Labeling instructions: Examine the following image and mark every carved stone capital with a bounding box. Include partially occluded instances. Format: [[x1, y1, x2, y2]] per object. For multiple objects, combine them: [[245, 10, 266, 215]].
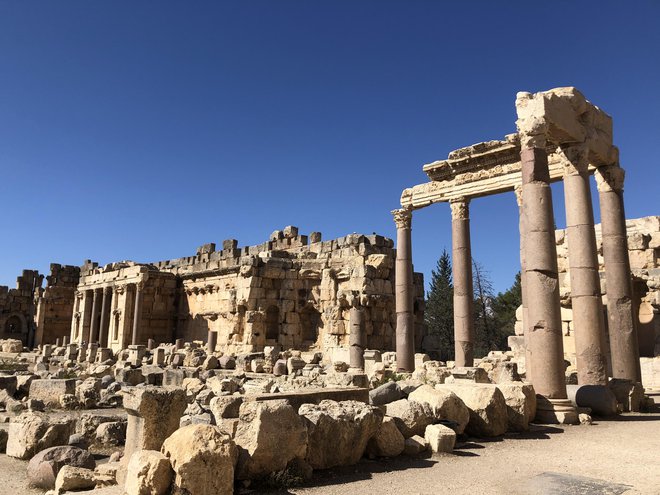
[[114, 284, 126, 295], [514, 185, 523, 208], [557, 144, 589, 176], [449, 198, 470, 220], [595, 165, 625, 193], [392, 207, 412, 230]]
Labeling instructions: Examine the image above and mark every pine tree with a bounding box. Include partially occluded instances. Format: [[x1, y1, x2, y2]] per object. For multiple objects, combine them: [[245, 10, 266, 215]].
[[425, 249, 454, 361]]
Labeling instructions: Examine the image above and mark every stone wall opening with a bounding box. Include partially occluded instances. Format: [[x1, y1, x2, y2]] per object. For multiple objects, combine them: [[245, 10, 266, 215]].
[[265, 306, 280, 341], [300, 305, 321, 344]]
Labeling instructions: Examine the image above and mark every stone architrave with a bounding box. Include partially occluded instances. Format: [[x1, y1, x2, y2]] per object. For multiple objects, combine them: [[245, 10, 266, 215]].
[[122, 386, 187, 461], [595, 165, 641, 383], [450, 198, 474, 367], [392, 207, 414, 372], [559, 144, 608, 385], [349, 307, 365, 370]]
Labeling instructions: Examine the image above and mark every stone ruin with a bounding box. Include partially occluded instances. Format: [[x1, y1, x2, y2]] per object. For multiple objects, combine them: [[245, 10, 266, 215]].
[[0, 87, 656, 495]]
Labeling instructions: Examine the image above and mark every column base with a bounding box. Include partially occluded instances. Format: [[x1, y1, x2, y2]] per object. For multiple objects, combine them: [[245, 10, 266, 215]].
[[534, 396, 579, 425]]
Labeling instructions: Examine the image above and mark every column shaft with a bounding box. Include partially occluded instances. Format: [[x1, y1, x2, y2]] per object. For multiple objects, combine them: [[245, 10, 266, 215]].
[[393, 208, 415, 372], [450, 199, 474, 367], [131, 283, 143, 346], [516, 187, 533, 383], [98, 287, 112, 347], [521, 147, 567, 400], [349, 307, 365, 370], [561, 147, 608, 385], [596, 166, 641, 382], [89, 289, 101, 344]]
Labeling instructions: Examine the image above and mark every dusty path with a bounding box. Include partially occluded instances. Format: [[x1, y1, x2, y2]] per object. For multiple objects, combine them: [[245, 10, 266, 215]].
[[2, 407, 659, 495]]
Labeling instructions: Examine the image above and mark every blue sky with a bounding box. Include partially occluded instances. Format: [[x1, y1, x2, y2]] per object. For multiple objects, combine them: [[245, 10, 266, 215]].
[[1, 1, 659, 293]]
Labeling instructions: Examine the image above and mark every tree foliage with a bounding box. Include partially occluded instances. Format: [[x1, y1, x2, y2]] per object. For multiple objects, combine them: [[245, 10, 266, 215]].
[[425, 249, 454, 361]]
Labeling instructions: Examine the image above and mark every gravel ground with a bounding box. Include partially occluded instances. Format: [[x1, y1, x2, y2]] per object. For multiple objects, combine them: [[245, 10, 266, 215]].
[[2, 395, 659, 495]]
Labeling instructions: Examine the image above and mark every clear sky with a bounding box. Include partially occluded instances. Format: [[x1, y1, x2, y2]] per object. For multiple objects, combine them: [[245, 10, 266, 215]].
[[1, 1, 659, 294]]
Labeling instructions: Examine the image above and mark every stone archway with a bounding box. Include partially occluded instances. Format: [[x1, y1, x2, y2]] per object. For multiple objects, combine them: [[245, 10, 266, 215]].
[[2, 313, 28, 344]]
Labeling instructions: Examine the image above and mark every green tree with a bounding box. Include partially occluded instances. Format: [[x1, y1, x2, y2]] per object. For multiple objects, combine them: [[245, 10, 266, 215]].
[[425, 249, 454, 361], [490, 272, 522, 351]]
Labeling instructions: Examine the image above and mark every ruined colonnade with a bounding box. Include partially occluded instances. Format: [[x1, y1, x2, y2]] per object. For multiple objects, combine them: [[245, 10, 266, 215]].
[[393, 87, 642, 423]]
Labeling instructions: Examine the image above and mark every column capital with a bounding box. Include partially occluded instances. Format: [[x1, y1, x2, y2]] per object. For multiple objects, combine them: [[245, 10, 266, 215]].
[[449, 198, 470, 220], [135, 281, 145, 291], [514, 185, 523, 207], [392, 207, 412, 230], [557, 143, 589, 176], [595, 165, 625, 193]]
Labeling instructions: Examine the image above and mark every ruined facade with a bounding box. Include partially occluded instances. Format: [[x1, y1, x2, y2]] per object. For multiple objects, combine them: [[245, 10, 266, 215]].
[[0, 270, 42, 345], [67, 228, 426, 358]]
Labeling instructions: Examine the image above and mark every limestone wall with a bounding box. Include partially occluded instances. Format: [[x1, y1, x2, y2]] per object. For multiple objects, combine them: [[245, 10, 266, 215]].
[[0, 269, 42, 345], [69, 227, 426, 358], [34, 264, 80, 346]]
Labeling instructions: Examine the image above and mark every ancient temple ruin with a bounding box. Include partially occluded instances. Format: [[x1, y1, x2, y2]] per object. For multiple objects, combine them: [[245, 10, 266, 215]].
[[394, 87, 643, 423]]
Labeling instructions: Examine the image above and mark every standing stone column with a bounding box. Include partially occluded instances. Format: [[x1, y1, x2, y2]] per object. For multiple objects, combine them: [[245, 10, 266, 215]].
[[349, 306, 365, 371], [98, 286, 112, 347], [131, 282, 144, 346], [79, 290, 93, 344], [515, 186, 532, 383], [89, 289, 101, 344], [595, 165, 641, 383], [207, 330, 217, 354], [520, 138, 576, 424], [392, 207, 415, 372], [450, 198, 474, 367], [71, 291, 82, 344], [560, 145, 608, 385]]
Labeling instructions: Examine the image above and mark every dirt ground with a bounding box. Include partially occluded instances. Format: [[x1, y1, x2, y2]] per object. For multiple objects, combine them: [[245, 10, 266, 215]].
[[2, 394, 659, 495]]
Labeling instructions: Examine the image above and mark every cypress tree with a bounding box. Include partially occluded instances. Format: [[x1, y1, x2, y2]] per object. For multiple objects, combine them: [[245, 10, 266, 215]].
[[425, 249, 454, 361]]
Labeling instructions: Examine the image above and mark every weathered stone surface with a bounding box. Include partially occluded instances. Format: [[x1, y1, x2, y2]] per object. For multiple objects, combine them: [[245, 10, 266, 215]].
[[95, 421, 126, 446], [369, 381, 404, 406], [567, 384, 618, 417], [498, 383, 537, 431], [27, 446, 95, 489], [424, 424, 456, 453], [125, 450, 173, 495], [234, 399, 307, 479], [161, 424, 238, 495], [123, 386, 187, 460], [408, 384, 470, 434], [366, 416, 405, 457], [54, 465, 96, 493], [6, 413, 73, 460], [403, 435, 427, 455], [209, 396, 243, 420], [28, 379, 76, 407], [384, 398, 435, 438], [438, 383, 508, 437], [299, 400, 383, 469], [1, 339, 23, 353]]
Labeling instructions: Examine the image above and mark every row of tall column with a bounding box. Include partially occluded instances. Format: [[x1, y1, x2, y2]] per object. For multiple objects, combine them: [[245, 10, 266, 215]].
[[72, 282, 144, 347], [392, 151, 641, 399]]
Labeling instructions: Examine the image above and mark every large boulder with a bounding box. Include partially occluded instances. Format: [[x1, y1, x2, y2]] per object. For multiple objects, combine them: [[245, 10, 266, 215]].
[[369, 381, 403, 406], [27, 445, 95, 489], [234, 399, 307, 480], [299, 400, 383, 469], [161, 424, 238, 495], [96, 421, 127, 446], [1, 339, 23, 353], [366, 416, 405, 457], [54, 466, 96, 493], [497, 383, 537, 431], [28, 379, 76, 407], [76, 378, 102, 408], [125, 450, 173, 495], [438, 384, 508, 437], [6, 413, 74, 459], [408, 384, 470, 434], [384, 399, 435, 438]]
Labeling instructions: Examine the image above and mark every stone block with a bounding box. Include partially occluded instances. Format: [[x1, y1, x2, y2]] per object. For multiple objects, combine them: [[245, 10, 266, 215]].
[[424, 424, 456, 453], [29, 379, 76, 407]]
